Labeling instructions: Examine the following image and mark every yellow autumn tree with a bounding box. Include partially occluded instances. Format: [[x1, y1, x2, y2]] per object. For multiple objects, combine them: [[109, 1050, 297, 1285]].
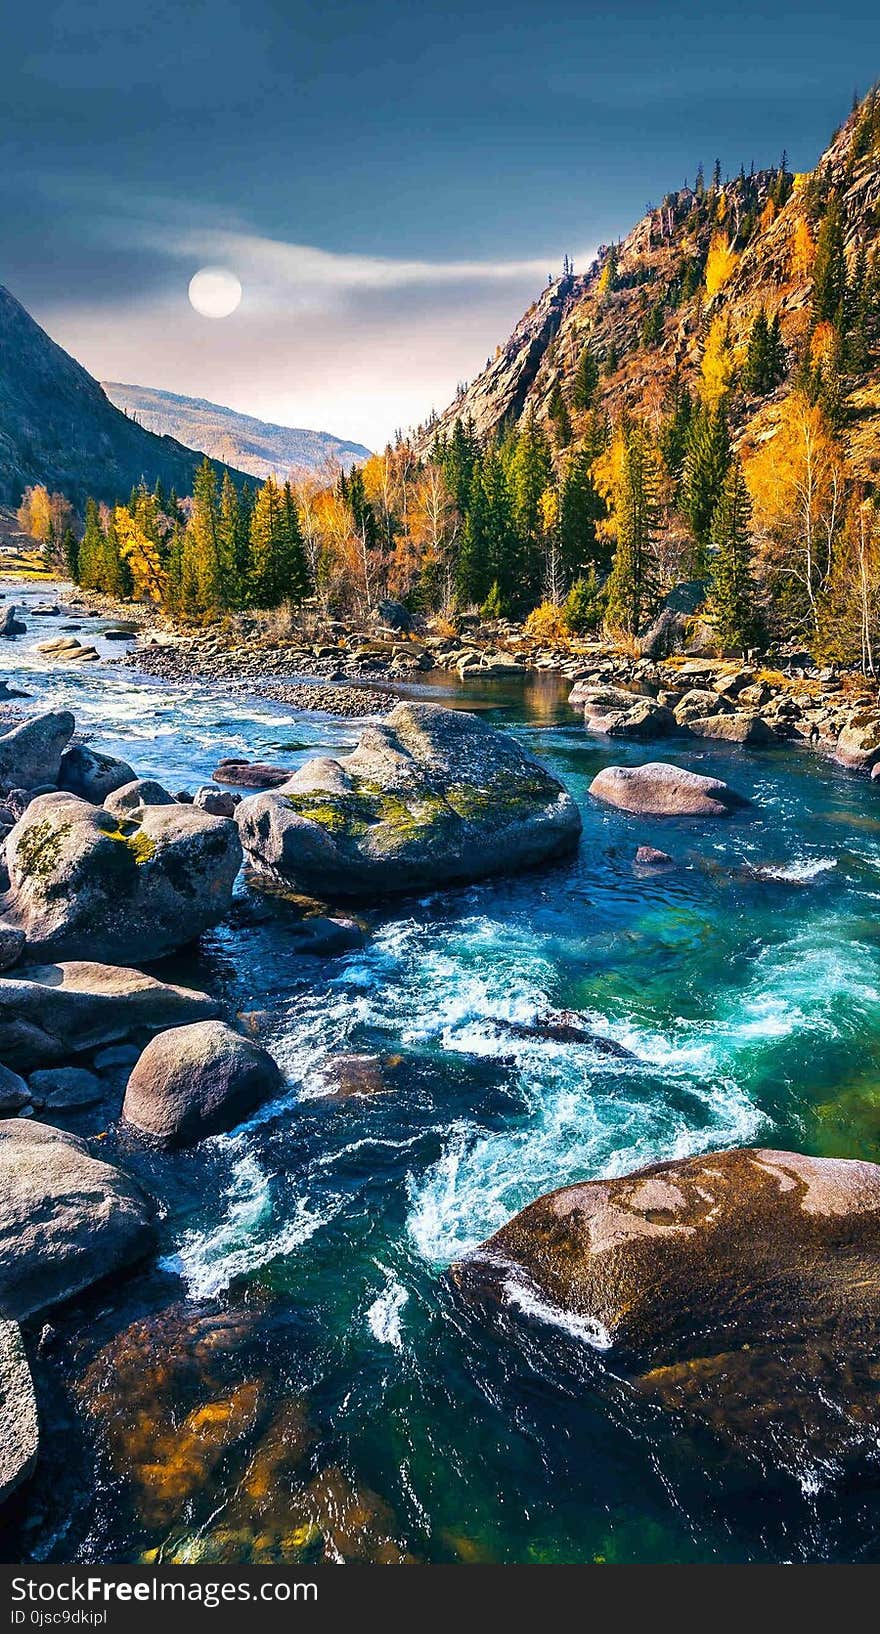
[[704, 233, 739, 297], [744, 391, 844, 638], [791, 218, 816, 283], [114, 506, 167, 602], [700, 314, 736, 409], [759, 198, 777, 233]]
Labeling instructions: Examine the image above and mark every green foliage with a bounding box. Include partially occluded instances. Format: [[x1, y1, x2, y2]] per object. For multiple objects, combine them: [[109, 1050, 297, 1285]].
[[742, 308, 787, 395], [812, 196, 847, 327], [571, 341, 599, 410], [604, 427, 659, 635], [706, 459, 761, 651], [564, 568, 607, 634], [682, 406, 731, 565]]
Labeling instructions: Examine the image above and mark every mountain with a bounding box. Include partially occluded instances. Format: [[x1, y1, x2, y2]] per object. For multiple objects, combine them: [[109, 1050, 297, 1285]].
[[102, 383, 371, 480], [417, 93, 880, 479], [0, 285, 252, 509]]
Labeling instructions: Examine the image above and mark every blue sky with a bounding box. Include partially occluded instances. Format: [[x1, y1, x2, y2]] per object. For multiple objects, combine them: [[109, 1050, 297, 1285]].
[[1, 0, 878, 446]]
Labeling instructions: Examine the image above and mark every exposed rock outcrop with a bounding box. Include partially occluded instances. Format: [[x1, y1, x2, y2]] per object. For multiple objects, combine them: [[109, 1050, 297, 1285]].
[[58, 743, 137, 802]]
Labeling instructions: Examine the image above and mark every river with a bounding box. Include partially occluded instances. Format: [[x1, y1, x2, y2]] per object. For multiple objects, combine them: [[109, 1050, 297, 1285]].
[[4, 577, 880, 1565]]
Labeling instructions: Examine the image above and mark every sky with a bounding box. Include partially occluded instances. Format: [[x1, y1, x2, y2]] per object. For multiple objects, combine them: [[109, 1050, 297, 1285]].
[[2, 0, 879, 449]]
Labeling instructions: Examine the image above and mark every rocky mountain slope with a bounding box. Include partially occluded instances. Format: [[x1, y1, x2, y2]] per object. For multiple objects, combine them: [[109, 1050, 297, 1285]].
[[102, 383, 370, 481], [419, 93, 880, 478], [0, 286, 250, 509]]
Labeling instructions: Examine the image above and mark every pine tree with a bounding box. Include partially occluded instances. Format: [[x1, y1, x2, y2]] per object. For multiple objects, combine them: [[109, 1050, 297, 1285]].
[[604, 428, 658, 635], [456, 458, 492, 607], [571, 340, 599, 410], [76, 499, 105, 590], [247, 476, 285, 607], [743, 307, 771, 393], [707, 459, 760, 650], [279, 482, 311, 603], [508, 415, 553, 607]]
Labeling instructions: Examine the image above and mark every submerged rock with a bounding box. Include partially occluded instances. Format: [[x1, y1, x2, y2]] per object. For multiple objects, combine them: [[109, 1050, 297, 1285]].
[[0, 1119, 156, 1320], [0, 960, 221, 1072], [27, 1066, 104, 1110], [0, 1318, 38, 1504], [0, 710, 74, 795], [459, 1148, 880, 1369], [122, 1020, 284, 1148], [236, 702, 582, 898], [213, 759, 291, 789], [2, 790, 242, 962], [589, 762, 748, 818], [634, 844, 674, 867], [58, 743, 137, 802]]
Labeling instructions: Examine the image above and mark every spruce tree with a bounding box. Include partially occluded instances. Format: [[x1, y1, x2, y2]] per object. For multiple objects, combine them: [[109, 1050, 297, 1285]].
[[547, 382, 572, 447], [682, 406, 731, 567], [559, 450, 605, 578], [189, 459, 223, 613], [604, 428, 658, 635], [456, 458, 492, 607], [508, 415, 553, 607], [707, 459, 759, 651], [571, 340, 599, 410], [812, 196, 847, 327], [247, 476, 284, 607]]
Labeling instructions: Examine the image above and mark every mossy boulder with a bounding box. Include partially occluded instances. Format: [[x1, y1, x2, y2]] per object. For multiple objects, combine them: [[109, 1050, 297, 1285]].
[[235, 702, 581, 898], [1, 791, 241, 963]]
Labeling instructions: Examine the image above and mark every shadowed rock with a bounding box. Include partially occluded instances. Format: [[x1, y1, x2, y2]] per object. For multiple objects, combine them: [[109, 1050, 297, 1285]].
[[590, 762, 748, 817], [122, 1020, 284, 1148], [104, 778, 176, 815], [58, 743, 137, 802], [0, 710, 74, 795], [1, 790, 242, 962], [0, 961, 221, 1072], [0, 1319, 38, 1505], [236, 702, 582, 898], [0, 1120, 156, 1320]]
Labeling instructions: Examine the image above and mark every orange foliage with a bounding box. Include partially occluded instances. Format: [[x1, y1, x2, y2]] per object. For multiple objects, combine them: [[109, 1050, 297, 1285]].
[[704, 233, 739, 297]]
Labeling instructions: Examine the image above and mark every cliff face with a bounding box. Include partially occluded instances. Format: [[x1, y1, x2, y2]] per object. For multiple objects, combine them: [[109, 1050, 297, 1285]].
[[0, 287, 250, 508], [419, 95, 880, 478]]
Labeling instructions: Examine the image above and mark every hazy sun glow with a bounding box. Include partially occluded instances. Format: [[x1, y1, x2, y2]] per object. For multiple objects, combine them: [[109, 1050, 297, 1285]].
[[188, 266, 242, 318]]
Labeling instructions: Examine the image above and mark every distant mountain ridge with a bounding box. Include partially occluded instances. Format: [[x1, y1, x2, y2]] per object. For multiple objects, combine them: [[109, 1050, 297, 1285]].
[[102, 383, 371, 480], [0, 284, 251, 508]]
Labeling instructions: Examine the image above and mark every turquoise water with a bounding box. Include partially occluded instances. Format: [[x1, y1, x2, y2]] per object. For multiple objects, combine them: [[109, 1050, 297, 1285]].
[[5, 580, 880, 1565]]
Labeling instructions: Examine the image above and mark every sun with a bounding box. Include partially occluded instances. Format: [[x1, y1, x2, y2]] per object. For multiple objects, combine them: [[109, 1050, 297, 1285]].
[[188, 266, 242, 319]]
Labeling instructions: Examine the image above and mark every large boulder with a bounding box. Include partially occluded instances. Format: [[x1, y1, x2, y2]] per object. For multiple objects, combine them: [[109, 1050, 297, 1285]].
[[58, 743, 137, 802], [589, 762, 748, 817], [104, 778, 176, 816], [0, 711, 74, 795], [0, 1120, 156, 1320], [0, 1319, 38, 1505], [586, 699, 676, 740], [458, 1148, 880, 1370], [122, 1021, 284, 1148], [686, 712, 777, 745], [236, 702, 582, 898], [0, 961, 221, 1072], [672, 688, 727, 727], [0, 607, 27, 639], [835, 712, 880, 770], [1, 791, 242, 962]]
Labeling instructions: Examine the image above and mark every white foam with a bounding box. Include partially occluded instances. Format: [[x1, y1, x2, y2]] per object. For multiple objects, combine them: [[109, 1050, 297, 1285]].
[[160, 1151, 340, 1297], [757, 857, 837, 883], [366, 1269, 410, 1349], [502, 1273, 612, 1351]]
